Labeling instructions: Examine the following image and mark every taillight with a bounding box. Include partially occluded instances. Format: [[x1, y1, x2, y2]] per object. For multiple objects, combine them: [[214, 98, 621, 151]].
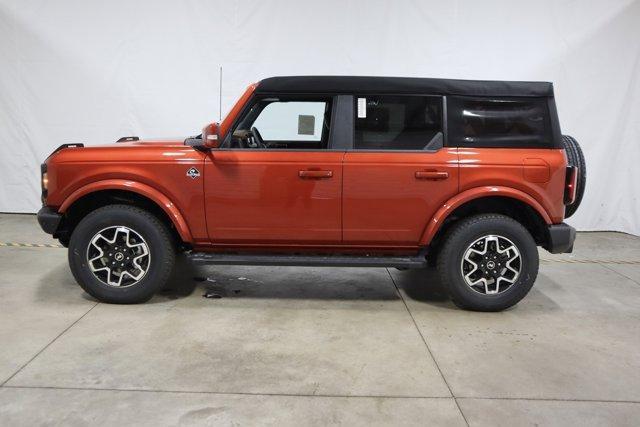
[[41, 163, 48, 204], [564, 166, 578, 205]]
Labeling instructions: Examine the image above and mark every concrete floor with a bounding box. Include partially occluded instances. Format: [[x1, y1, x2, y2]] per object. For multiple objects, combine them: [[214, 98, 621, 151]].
[[0, 214, 639, 426]]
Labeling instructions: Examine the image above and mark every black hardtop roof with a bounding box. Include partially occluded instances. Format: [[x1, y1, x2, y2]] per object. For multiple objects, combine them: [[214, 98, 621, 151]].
[[256, 76, 554, 98]]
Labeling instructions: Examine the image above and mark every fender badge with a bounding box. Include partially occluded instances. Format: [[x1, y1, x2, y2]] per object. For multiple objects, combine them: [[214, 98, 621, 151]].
[[186, 167, 200, 179]]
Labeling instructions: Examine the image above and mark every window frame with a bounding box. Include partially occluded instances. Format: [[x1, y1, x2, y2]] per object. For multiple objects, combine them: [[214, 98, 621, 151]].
[[348, 93, 447, 153], [219, 90, 562, 152]]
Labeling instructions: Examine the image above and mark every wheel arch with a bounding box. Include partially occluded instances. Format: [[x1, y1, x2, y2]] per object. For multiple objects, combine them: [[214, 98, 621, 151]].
[[421, 187, 552, 253], [58, 180, 193, 244]]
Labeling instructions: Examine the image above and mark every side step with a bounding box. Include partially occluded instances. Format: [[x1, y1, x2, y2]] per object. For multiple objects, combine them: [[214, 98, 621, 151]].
[[186, 252, 428, 269]]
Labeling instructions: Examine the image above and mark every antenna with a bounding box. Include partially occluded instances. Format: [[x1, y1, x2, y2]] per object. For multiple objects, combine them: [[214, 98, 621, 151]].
[[218, 66, 223, 122]]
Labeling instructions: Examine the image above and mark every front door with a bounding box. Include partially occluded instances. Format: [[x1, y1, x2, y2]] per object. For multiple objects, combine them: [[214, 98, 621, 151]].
[[205, 96, 344, 244], [342, 94, 459, 246]]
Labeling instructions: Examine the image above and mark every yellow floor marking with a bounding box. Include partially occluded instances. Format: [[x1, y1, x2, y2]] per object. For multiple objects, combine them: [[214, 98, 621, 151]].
[[0, 242, 64, 248], [540, 258, 640, 265]]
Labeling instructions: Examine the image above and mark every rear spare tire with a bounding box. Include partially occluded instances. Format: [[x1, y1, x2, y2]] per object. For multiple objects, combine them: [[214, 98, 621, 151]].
[[562, 135, 586, 218]]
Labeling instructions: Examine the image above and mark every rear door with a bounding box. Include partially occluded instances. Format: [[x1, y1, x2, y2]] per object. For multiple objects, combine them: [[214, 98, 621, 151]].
[[205, 95, 347, 244], [342, 95, 459, 246]]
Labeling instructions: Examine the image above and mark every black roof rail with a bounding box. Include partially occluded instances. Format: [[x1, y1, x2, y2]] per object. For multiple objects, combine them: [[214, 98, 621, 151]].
[[117, 136, 139, 142], [52, 143, 84, 154]]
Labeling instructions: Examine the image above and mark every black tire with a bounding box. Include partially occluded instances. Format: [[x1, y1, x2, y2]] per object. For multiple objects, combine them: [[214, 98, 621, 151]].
[[68, 204, 175, 304], [562, 135, 586, 218], [437, 214, 539, 312]]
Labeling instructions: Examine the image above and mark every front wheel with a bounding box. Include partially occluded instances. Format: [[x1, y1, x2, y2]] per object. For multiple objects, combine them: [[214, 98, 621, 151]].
[[68, 205, 176, 303], [437, 214, 539, 311]]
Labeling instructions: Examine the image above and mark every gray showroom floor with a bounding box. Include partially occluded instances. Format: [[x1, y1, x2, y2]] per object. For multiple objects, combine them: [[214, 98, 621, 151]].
[[0, 214, 639, 426]]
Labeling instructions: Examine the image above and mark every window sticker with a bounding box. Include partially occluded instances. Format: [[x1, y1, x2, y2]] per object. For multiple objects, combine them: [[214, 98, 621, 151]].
[[297, 115, 315, 135], [357, 97, 367, 118]]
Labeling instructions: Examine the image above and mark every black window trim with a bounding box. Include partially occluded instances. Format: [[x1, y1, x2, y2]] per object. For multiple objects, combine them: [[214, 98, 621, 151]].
[[220, 91, 562, 152], [221, 92, 451, 153]]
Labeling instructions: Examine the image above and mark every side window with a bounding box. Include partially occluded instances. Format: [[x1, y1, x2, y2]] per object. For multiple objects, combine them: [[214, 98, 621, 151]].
[[354, 95, 443, 150], [230, 99, 332, 149], [253, 102, 325, 142], [448, 96, 551, 147]]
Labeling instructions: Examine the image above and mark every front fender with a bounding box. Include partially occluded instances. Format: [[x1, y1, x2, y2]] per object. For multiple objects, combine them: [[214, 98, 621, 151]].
[[419, 186, 552, 245], [58, 179, 193, 243]]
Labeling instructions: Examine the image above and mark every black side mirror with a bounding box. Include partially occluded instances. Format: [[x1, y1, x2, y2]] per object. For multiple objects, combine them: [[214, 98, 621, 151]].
[[184, 136, 206, 147]]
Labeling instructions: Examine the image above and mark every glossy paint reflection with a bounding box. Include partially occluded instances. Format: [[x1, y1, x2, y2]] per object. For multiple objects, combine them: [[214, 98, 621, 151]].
[[205, 150, 343, 244]]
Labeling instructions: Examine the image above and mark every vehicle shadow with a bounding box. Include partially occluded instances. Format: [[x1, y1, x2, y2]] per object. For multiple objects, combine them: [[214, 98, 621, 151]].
[[158, 255, 453, 306], [390, 268, 450, 303], [36, 254, 558, 312], [159, 259, 562, 313]]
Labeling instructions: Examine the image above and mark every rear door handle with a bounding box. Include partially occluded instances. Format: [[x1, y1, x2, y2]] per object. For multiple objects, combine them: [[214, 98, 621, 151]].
[[299, 170, 333, 179], [415, 170, 449, 180]]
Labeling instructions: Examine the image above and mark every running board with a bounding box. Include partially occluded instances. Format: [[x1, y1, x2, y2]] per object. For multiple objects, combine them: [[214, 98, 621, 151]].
[[186, 252, 428, 269]]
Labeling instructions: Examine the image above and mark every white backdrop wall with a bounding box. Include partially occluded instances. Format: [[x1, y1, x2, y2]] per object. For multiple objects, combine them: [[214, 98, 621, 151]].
[[1, 0, 639, 234]]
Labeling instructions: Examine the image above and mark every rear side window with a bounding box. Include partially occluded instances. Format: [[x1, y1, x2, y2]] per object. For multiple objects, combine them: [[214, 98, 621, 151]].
[[354, 95, 443, 150], [448, 96, 552, 148]]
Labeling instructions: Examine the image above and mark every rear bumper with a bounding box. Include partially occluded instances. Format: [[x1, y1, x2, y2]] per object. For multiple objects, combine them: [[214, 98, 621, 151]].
[[544, 222, 576, 254], [37, 206, 62, 235]]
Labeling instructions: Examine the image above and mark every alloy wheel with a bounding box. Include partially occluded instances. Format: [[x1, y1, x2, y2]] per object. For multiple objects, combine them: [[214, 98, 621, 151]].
[[460, 234, 521, 295], [86, 226, 150, 287]]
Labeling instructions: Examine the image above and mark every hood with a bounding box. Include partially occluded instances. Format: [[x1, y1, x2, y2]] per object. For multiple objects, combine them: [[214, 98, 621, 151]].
[[45, 136, 199, 165]]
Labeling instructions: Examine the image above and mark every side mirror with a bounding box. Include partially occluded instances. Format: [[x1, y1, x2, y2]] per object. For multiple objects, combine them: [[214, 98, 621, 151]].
[[202, 122, 221, 148], [184, 137, 205, 147]]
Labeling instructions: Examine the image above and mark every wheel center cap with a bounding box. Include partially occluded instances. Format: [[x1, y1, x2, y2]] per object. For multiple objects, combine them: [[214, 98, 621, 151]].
[[114, 252, 124, 261], [486, 260, 496, 270]]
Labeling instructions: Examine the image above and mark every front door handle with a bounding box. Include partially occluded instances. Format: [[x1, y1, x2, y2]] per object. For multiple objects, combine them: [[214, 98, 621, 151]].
[[415, 170, 449, 180], [299, 170, 333, 179]]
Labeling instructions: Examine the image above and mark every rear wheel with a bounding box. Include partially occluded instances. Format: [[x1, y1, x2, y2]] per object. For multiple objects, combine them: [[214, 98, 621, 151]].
[[68, 204, 175, 303], [437, 214, 539, 311]]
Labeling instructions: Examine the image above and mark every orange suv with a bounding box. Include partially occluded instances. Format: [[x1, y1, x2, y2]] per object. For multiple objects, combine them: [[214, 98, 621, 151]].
[[37, 76, 585, 311]]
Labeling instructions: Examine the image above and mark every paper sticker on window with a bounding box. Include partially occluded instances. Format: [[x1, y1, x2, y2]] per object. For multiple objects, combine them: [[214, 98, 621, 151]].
[[298, 115, 315, 135], [357, 97, 367, 118]]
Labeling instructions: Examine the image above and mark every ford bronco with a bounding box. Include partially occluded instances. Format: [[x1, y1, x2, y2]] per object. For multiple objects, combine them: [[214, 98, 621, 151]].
[[37, 76, 585, 311]]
